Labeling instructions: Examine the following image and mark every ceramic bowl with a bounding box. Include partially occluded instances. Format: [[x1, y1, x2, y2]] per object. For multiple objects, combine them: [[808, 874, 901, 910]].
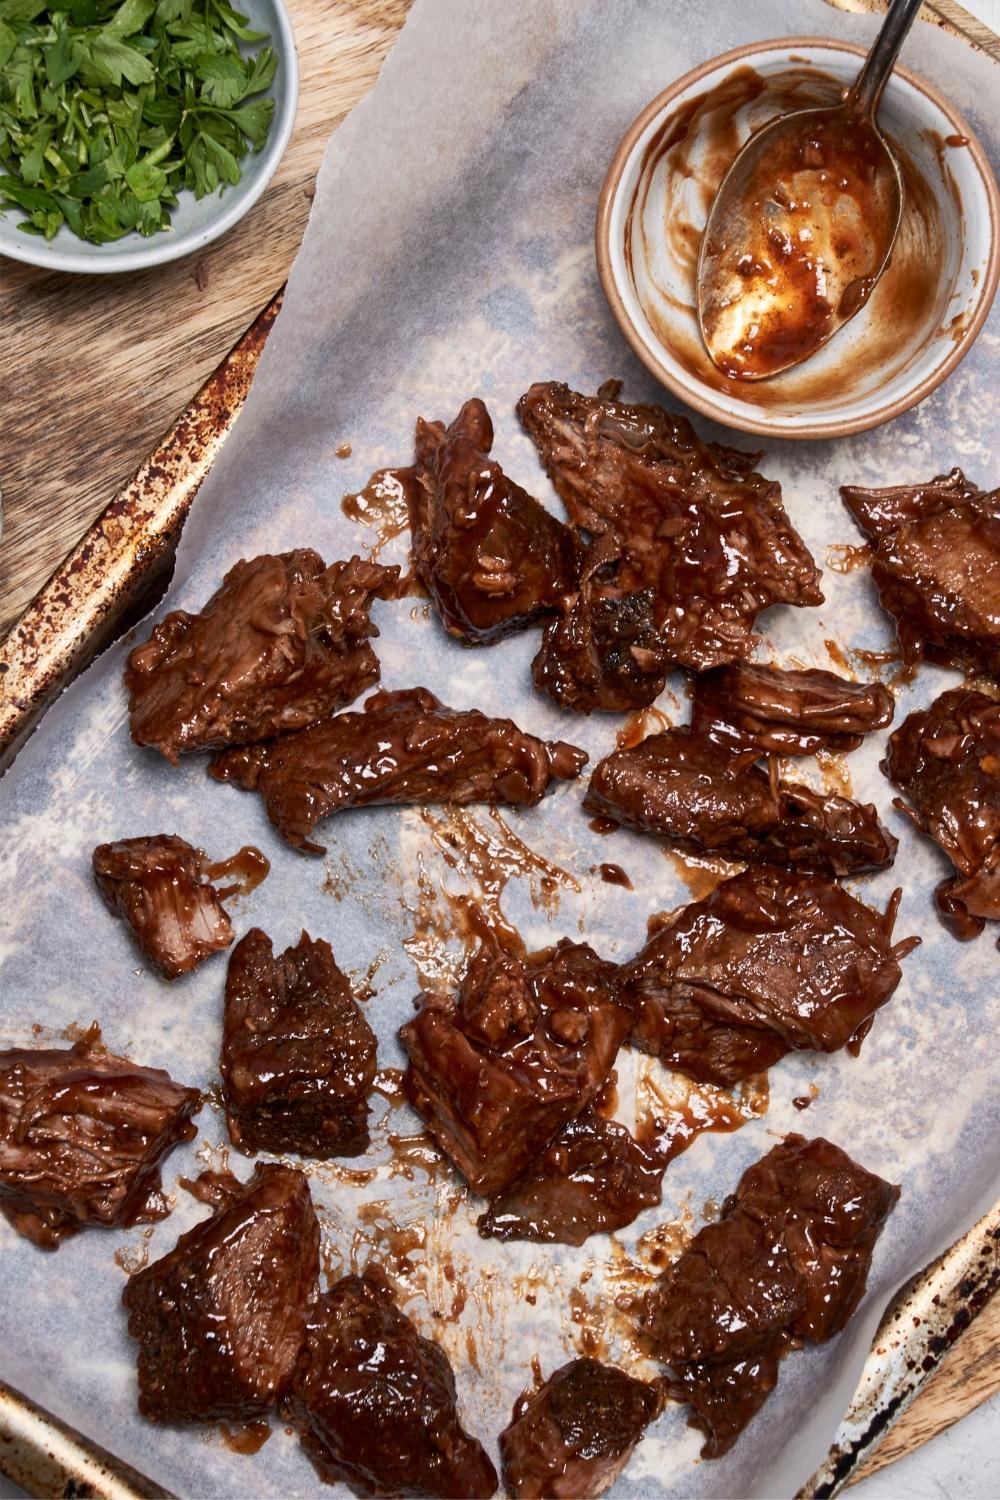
[[596, 37, 999, 439], [0, 0, 298, 275]]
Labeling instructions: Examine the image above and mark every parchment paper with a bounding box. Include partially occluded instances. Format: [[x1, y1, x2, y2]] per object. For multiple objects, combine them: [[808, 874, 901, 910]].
[[2, 2, 999, 1496]]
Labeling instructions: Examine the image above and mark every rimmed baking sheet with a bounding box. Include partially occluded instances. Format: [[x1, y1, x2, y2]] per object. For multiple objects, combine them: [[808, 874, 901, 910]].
[[2, 2, 999, 1497]]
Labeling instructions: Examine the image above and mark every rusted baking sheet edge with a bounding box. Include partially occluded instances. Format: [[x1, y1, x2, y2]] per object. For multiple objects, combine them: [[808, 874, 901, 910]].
[[0, 291, 282, 772], [805, 1197, 1000, 1496], [0, 1379, 174, 1499]]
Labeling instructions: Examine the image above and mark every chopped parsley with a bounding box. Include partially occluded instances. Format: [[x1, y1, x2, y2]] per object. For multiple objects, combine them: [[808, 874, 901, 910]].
[[0, 0, 277, 243]]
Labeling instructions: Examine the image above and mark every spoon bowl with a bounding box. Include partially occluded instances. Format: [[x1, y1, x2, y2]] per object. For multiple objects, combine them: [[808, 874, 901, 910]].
[[697, 0, 923, 379], [698, 103, 903, 378]]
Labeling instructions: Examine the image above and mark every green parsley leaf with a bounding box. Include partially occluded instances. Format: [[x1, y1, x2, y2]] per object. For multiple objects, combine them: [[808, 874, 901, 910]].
[[0, 20, 16, 72]]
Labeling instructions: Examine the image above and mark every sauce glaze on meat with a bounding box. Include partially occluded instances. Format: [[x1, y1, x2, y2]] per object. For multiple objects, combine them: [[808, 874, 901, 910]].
[[517, 381, 822, 671], [531, 549, 668, 714], [221, 929, 377, 1158], [126, 551, 399, 761], [691, 662, 894, 756], [211, 686, 587, 854], [0, 1039, 199, 1249], [122, 1163, 319, 1423], [584, 728, 896, 876], [617, 867, 916, 1084], [284, 1271, 498, 1498], [477, 1108, 663, 1246], [499, 1357, 662, 1498], [882, 687, 1000, 941], [841, 469, 1000, 673], [411, 398, 580, 644], [93, 834, 237, 979], [400, 935, 629, 1197], [641, 1135, 898, 1456]]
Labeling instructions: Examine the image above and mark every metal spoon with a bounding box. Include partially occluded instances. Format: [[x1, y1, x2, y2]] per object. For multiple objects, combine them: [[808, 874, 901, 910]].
[[697, 0, 924, 381]]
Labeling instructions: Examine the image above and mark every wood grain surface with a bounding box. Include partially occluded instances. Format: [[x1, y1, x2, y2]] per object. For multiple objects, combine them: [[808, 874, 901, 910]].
[[0, 0, 410, 637], [0, 0, 998, 1483]]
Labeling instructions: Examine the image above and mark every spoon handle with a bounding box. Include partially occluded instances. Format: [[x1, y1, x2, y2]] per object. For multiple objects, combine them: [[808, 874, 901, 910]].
[[846, 0, 924, 119]]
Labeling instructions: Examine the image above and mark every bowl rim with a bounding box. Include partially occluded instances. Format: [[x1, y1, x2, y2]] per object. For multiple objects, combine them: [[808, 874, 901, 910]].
[[0, 0, 299, 276], [595, 35, 1000, 440]]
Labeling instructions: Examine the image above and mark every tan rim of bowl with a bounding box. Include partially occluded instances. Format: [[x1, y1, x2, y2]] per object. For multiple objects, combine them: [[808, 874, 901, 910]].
[[595, 36, 1000, 440]]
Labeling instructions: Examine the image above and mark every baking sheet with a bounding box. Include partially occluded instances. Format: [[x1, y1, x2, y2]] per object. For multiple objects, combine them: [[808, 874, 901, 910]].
[[1, 0, 999, 1495]]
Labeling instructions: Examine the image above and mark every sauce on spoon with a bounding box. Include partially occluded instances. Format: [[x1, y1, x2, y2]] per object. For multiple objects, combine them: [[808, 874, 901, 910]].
[[698, 108, 898, 378]]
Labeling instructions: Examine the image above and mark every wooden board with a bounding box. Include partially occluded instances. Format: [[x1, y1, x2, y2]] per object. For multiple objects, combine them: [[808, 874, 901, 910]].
[[1, 0, 998, 1483], [0, 0, 410, 638]]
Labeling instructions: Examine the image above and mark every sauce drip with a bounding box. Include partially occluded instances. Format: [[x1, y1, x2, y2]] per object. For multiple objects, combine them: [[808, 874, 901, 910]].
[[342, 466, 416, 563], [616, 705, 673, 750], [220, 1421, 271, 1455], [204, 845, 270, 900], [826, 542, 873, 575], [635, 1060, 770, 1165]]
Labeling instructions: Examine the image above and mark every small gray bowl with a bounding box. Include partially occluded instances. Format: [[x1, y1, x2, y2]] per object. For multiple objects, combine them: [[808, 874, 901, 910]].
[[0, 0, 298, 275]]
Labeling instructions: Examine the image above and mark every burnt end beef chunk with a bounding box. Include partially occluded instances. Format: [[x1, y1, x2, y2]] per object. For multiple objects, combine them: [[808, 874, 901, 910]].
[[517, 381, 822, 671], [0, 1040, 199, 1250], [477, 1108, 663, 1246], [691, 663, 894, 756], [221, 929, 377, 1158], [616, 868, 916, 1085], [93, 834, 236, 979], [400, 936, 629, 1197], [211, 687, 587, 854], [122, 1162, 319, 1423], [500, 1357, 662, 1498], [532, 529, 668, 714], [882, 688, 1000, 940], [641, 1135, 898, 1457], [584, 729, 896, 876], [840, 469, 1000, 673], [285, 1272, 498, 1498], [411, 398, 580, 644], [126, 551, 399, 761]]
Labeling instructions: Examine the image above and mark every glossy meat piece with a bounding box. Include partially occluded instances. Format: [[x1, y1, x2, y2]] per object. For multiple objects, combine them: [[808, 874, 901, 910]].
[[411, 398, 580, 643], [841, 467, 983, 541], [0, 1039, 199, 1250], [691, 663, 894, 756], [221, 929, 377, 1158], [500, 1358, 662, 1498], [882, 688, 1000, 940], [517, 381, 822, 670], [669, 1350, 779, 1460], [642, 1135, 898, 1456], [584, 729, 896, 876], [122, 1163, 319, 1423], [400, 936, 629, 1197], [285, 1272, 498, 1498], [617, 868, 915, 1085], [840, 470, 1000, 673], [93, 834, 236, 979], [532, 533, 668, 713], [127, 551, 399, 761], [477, 1108, 663, 1245], [211, 687, 587, 854]]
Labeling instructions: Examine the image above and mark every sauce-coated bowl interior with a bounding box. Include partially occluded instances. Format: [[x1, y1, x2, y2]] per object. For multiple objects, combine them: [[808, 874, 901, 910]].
[[598, 39, 999, 439]]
